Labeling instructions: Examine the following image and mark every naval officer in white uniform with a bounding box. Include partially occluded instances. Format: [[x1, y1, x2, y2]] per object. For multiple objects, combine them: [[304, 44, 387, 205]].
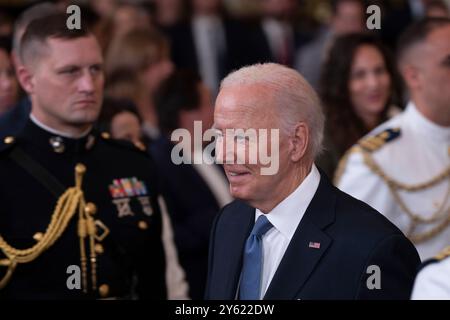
[[335, 17, 450, 260]]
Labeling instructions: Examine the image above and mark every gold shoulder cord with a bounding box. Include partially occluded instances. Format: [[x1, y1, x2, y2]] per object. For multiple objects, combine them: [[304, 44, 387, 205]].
[[359, 149, 450, 244], [0, 164, 109, 292]]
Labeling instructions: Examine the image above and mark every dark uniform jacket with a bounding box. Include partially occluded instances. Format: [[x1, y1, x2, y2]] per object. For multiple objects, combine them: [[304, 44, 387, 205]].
[[0, 120, 167, 299]]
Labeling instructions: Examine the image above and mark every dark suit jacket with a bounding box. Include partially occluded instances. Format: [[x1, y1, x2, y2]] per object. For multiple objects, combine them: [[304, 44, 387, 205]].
[[205, 171, 421, 300], [149, 136, 224, 299]]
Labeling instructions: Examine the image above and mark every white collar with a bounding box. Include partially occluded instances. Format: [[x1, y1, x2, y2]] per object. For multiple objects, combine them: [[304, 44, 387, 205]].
[[405, 102, 450, 142], [255, 164, 321, 240], [30, 114, 92, 139]]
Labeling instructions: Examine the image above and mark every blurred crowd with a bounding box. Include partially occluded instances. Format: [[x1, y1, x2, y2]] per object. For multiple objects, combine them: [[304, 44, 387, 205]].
[[0, 0, 449, 299]]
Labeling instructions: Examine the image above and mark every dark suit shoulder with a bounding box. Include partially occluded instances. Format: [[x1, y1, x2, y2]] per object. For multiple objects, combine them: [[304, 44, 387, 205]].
[[334, 186, 405, 238], [220, 200, 253, 217]]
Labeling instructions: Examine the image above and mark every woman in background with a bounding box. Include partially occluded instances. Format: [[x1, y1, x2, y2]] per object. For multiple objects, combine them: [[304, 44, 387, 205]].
[[318, 33, 403, 178]]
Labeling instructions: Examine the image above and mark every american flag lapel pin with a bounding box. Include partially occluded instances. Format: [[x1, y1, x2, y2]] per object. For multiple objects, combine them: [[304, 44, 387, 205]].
[[309, 241, 321, 249]]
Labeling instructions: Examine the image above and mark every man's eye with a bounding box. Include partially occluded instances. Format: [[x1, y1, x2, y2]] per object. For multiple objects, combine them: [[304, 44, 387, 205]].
[[90, 65, 103, 74], [61, 68, 78, 75]]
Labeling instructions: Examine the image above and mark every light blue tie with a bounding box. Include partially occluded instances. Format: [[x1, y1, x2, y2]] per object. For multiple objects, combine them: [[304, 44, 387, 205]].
[[239, 215, 273, 300]]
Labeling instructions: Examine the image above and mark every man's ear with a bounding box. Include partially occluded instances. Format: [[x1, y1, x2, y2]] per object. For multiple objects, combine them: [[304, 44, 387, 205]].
[[400, 63, 421, 91], [17, 65, 35, 95], [289, 122, 309, 162]]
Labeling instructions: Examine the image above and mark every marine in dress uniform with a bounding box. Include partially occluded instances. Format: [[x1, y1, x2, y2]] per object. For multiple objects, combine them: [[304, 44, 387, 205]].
[[0, 116, 167, 299], [335, 102, 450, 260], [411, 246, 450, 299]]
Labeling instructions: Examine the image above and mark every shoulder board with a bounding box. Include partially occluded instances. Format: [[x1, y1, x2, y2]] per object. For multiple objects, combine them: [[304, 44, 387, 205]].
[[435, 245, 450, 261], [0, 135, 17, 153], [358, 128, 401, 152], [99, 132, 148, 155]]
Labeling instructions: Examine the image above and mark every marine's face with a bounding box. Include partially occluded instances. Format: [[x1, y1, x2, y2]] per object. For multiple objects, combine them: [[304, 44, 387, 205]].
[[28, 35, 104, 132], [214, 84, 292, 208]]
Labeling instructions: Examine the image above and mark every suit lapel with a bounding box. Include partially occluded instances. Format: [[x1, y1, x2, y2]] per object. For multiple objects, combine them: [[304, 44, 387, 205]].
[[217, 202, 254, 299], [264, 173, 337, 299]]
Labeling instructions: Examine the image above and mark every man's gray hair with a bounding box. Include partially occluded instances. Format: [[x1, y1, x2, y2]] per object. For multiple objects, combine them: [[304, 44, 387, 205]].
[[220, 63, 325, 158], [13, 2, 59, 59]]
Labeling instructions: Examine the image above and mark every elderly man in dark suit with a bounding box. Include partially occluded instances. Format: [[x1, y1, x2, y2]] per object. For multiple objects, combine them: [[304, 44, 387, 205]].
[[205, 63, 421, 300]]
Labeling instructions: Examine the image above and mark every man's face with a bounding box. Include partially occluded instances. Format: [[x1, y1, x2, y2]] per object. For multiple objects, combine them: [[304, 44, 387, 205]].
[[333, 1, 364, 35], [26, 35, 104, 131], [415, 25, 450, 119], [214, 84, 292, 208]]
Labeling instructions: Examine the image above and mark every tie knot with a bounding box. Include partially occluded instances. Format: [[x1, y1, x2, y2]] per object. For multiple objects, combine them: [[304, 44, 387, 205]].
[[251, 215, 273, 238]]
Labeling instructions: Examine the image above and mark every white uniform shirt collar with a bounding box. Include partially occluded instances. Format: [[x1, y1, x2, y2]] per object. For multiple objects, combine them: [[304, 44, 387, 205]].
[[30, 114, 91, 139], [405, 102, 450, 142], [255, 164, 321, 240]]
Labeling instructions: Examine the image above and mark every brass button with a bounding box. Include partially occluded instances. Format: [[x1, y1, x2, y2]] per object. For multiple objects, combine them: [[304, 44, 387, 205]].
[[33, 232, 44, 242], [4, 136, 15, 144], [94, 243, 104, 254], [49, 136, 65, 153], [99, 284, 110, 298], [85, 202, 97, 215], [101, 132, 111, 139], [138, 221, 148, 230], [75, 163, 86, 174]]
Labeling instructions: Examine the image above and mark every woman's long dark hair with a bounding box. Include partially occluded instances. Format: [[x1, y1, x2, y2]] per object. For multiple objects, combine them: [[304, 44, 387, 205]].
[[320, 33, 403, 154]]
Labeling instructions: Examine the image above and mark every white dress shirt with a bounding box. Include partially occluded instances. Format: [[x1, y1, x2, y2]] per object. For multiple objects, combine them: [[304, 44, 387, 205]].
[[255, 164, 321, 299], [30, 114, 91, 138], [337, 102, 450, 260]]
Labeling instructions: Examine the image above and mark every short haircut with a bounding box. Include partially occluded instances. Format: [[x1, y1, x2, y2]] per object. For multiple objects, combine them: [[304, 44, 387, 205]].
[[221, 63, 324, 159], [20, 13, 92, 67], [155, 70, 202, 135], [12, 2, 59, 57], [397, 17, 450, 64]]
